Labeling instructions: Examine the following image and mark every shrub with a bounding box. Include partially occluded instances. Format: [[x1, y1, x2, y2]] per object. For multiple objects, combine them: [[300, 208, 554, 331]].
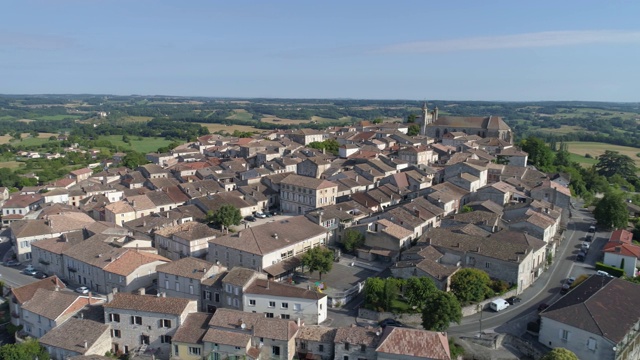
[[448, 338, 465, 358], [527, 321, 540, 333], [490, 280, 509, 294], [595, 262, 625, 277]]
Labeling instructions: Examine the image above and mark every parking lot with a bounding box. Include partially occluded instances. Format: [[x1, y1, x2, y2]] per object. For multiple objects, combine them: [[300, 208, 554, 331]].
[[236, 212, 297, 229]]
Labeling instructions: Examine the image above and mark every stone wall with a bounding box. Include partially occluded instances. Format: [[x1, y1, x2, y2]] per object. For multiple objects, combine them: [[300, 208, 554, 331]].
[[357, 308, 422, 325]]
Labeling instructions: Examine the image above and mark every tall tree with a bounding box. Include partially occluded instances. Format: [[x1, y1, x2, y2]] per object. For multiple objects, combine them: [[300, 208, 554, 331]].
[[450, 268, 493, 303], [519, 136, 554, 170], [594, 191, 628, 229], [421, 291, 462, 331], [595, 150, 637, 180], [407, 114, 417, 123], [364, 277, 385, 310], [408, 124, 420, 136], [404, 277, 437, 310], [302, 247, 334, 280], [207, 205, 242, 229], [121, 151, 148, 169], [342, 229, 364, 253], [540, 348, 578, 360]]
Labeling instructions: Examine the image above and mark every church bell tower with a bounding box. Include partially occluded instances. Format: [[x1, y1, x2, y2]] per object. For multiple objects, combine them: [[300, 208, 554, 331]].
[[421, 101, 429, 136]]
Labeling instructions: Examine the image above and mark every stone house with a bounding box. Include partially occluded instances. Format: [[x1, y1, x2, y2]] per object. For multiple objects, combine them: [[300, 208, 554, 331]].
[[539, 277, 640, 360], [531, 180, 572, 210], [1, 193, 43, 227], [39, 318, 112, 360], [170, 312, 212, 360], [244, 278, 328, 325], [31, 231, 85, 278], [70, 168, 93, 182], [602, 230, 640, 278], [297, 157, 332, 179], [280, 174, 338, 215], [289, 129, 325, 145], [156, 257, 224, 310], [295, 326, 336, 360], [206, 216, 327, 281], [9, 276, 67, 326], [334, 326, 382, 360], [397, 145, 434, 166], [203, 308, 299, 360], [154, 222, 220, 261], [391, 245, 460, 291], [423, 228, 547, 293], [62, 237, 170, 294], [104, 293, 198, 358], [21, 288, 104, 338]]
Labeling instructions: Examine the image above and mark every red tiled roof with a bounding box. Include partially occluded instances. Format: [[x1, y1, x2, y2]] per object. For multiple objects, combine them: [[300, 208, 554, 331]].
[[602, 242, 640, 259], [610, 229, 633, 244]]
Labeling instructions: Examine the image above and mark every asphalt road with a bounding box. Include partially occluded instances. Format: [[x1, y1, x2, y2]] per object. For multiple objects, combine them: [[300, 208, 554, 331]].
[[447, 200, 604, 335]]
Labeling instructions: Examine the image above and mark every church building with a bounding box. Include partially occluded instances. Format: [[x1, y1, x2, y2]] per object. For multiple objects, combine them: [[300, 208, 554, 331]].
[[419, 102, 513, 143]]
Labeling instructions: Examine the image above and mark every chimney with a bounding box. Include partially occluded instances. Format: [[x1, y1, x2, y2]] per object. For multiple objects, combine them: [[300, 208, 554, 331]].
[[355, 175, 359, 182], [84, 340, 88, 349], [161, 292, 166, 297], [138, 287, 145, 295], [616, 246, 621, 253], [297, 318, 301, 327], [238, 231, 243, 237], [476, 246, 480, 252]]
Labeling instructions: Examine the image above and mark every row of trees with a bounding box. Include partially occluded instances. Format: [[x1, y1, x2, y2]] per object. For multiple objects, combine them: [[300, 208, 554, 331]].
[[364, 276, 463, 331]]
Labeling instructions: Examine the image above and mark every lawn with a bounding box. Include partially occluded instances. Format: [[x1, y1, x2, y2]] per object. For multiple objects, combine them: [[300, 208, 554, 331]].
[[100, 135, 174, 153], [0, 161, 23, 169], [391, 298, 415, 314], [565, 141, 640, 167], [568, 153, 598, 167]]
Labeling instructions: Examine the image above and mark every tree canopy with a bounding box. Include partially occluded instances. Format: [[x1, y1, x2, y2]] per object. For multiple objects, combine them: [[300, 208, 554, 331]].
[[519, 136, 554, 170], [121, 150, 148, 169], [450, 268, 494, 303], [342, 229, 364, 253], [408, 124, 420, 136], [0, 339, 50, 360], [421, 291, 462, 331], [206, 204, 242, 229], [404, 276, 437, 310], [540, 347, 579, 360], [595, 150, 637, 181], [594, 191, 628, 229], [302, 247, 334, 280]]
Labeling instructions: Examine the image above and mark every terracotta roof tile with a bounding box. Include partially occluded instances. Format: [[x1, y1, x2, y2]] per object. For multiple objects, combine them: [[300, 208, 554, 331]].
[[104, 293, 194, 315], [376, 327, 451, 359]]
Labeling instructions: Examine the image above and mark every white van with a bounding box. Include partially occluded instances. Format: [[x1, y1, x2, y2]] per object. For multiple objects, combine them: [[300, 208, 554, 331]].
[[489, 298, 510, 312]]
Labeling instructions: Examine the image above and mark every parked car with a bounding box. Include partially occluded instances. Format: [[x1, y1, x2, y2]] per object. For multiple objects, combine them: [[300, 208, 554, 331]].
[[244, 216, 257, 222], [22, 268, 37, 276], [588, 225, 596, 233], [596, 270, 613, 278], [75, 286, 89, 294], [567, 277, 576, 285], [585, 234, 593, 242], [33, 271, 48, 279], [506, 296, 521, 305], [254, 211, 267, 219], [379, 318, 403, 328], [561, 283, 571, 294], [489, 298, 510, 312], [4, 259, 21, 267], [538, 303, 549, 312]]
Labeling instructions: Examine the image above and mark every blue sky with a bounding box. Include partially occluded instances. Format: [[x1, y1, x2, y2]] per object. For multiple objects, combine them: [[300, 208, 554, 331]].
[[1, 1, 639, 101]]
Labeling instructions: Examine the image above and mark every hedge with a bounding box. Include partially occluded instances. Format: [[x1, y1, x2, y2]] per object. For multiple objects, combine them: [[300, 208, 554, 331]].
[[595, 262, 625, 278]]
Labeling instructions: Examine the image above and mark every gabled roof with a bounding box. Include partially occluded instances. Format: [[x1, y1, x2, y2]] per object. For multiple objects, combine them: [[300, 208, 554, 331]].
[[22, 288, 90, 320], [245, 279, 326, 300], [541, 277, 640, 344], [39, 318, 109, 354], [104, 293, 194, 315], [172, 312, 213, 344], [11, 276, 66, 304], [610, 229, 634, 244], [208, 308, 298, 341], [376, 327, 451, 359], [208, 216, 327, 256], [281, 174, 337, 190]]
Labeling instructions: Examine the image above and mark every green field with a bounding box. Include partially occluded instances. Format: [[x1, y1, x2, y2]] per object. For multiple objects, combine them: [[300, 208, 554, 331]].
[[18, 137, 53, 147], [227, 109, 254, 121], [0, 161, 24, 169], [101, 135, 174, 153], [34, 114, 82, 121], [566, 141, 640, 167], [568, 153, 598, 167]]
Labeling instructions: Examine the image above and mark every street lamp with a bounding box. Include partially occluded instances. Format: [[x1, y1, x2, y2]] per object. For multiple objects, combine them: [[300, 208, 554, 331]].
[[477, 304, 483, 337]]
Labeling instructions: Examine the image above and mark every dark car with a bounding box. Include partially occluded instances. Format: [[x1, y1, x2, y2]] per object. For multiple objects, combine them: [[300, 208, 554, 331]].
[[538, 303, 549, 312], [379, 318, 403, 328], [4, 259, 21, 267], [33, 271, 48, 279], [244, 216, 257, 222], [585, 234, 593, 242], [506, 296, 522, 305], [576, 253, 585, 262]]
